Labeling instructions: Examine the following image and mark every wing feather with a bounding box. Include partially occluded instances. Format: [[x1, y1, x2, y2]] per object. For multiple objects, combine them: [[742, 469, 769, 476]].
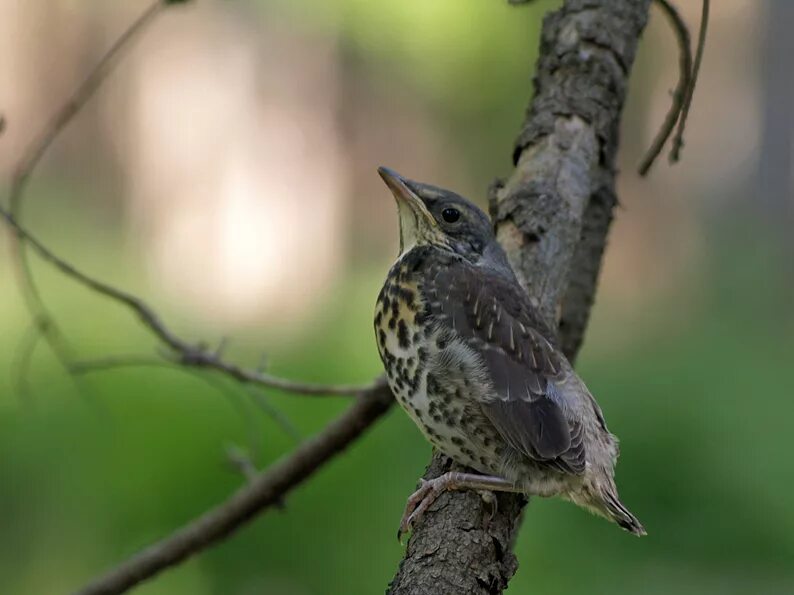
[[429, 260, 585, 475]]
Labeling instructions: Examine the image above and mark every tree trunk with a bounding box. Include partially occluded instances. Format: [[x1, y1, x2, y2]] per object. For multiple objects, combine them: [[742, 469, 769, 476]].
[[388, 1, 652, 593]]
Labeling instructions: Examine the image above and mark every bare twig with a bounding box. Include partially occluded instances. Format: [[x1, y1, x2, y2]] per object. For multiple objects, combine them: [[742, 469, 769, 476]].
[[12, 323, 42, 406], [1, 3, 395, 589], [196, 372, 263, 463], [0, 202, 380, 396], [8, 0, 165, 215], [72, 355, 260, 440], [70, 355, 168, 374], [670, 0, 709, 162], [72, 354, 306, 458], [6, 0, 168, 399], [72, 383, 394, 595], [247, 386, 303, 443], [225, 444, 260, 482], [638, 0, 693, 175], [0, 2, 397, 594]]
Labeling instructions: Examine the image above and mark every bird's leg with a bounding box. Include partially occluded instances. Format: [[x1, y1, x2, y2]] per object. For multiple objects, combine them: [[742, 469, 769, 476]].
[[398, 472, 519, 541]]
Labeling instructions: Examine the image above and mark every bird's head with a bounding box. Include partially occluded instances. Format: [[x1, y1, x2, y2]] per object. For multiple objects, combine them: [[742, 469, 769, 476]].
[[378, 166, 510, 273]]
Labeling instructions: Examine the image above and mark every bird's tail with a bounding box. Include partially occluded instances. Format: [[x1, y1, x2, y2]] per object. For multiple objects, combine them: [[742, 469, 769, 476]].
[[599, 489, 646, 536], [567, 484, 646, 536]]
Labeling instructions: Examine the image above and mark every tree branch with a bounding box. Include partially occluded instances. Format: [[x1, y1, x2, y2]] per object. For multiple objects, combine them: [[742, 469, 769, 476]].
[[71, 383, 394, 595], [8, 0, 165, 215], [637, 0, 692, 176], [670, 0, 709, 162], [389, 2, 652, 593], [638, 0, 709, 174], [6, 0, 170, 401], [70, 354, 304, 442], [0, 204, 381, 397], [0, 4, 397, 592]]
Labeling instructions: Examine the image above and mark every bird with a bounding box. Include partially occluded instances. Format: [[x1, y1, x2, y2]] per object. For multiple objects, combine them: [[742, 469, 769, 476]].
[[374, 166, 645, 540]]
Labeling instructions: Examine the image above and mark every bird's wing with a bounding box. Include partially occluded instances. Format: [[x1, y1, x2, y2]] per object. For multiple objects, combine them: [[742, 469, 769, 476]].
[[428, 261, 586, 475]]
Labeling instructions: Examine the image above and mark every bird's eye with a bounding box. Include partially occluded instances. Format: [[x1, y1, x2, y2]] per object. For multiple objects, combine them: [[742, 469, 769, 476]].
[[441, 207, 460, 223]]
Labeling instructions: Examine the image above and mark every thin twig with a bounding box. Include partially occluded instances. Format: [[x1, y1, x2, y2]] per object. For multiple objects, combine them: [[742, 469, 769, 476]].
[[70, 355, 168, 374], [12, 323, 42, 406], [0, 3, 396, 594], [3, 0, 374, 398], [247, 386, 303, 443], [638, 0, 693, 176], [6, 0, 168, 398], [670, 0, 709, 162], [8, 0, 165, 214], [72, 354, 286, 461], [73, 354, 304, 443], [195, 372, 263, 465], [0, 203, 381, 397], [225, 444, 260, 483], [1, 1, 391, 593], [71, 384, 394, 595]]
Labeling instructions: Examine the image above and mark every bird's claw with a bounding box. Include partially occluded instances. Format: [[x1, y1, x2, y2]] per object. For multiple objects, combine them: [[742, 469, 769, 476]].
[[397, 477, 448, 543]]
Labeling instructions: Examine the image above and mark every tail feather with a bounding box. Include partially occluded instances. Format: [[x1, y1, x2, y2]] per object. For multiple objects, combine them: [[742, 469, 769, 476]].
[[602, 491, 646, 536]]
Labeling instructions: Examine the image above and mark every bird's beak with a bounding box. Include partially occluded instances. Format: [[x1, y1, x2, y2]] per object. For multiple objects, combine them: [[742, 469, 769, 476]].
[[378, 166, 438, 254]]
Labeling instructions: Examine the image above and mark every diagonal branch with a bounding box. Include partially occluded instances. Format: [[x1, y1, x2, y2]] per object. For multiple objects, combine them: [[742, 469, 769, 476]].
[[1, 4, 397, 593], [71, 383, 394, 595], [8, 0, 165, 215]]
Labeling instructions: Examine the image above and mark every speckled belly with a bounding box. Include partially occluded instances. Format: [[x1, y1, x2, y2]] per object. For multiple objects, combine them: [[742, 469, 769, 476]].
[[375, 270, 506, 476]]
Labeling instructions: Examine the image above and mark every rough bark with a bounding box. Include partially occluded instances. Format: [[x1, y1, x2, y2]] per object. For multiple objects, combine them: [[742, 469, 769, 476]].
[[388, 2, 651, 593]]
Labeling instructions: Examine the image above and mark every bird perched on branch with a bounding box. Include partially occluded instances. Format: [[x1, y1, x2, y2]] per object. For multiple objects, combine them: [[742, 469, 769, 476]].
[[374, 166, 644, 540]]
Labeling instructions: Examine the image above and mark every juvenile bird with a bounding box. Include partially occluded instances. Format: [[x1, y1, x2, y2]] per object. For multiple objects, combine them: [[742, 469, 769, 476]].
[[374, 166, 644, 539]]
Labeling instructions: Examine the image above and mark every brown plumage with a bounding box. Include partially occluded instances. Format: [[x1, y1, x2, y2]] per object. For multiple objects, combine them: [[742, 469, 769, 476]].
[[375, 166, 645, 538]]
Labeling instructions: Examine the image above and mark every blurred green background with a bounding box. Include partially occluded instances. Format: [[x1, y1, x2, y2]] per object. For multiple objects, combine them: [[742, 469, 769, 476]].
[[2, 0, 794, 593]]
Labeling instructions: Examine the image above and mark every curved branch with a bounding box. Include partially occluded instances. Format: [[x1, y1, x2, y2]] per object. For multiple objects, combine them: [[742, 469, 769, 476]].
[[0, 206, 381, 397], [0, 1, 391, 593], [638, 0, 693, 176], [6, 0, 170, 399], [71, 384, 394, 595], [670, 0, 709, 162], [1, 3, 394, 592]]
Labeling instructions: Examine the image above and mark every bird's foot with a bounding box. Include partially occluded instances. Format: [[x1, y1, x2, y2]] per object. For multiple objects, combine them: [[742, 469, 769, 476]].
[[398, 474, 456, 542], [397, 471, 518, 543]]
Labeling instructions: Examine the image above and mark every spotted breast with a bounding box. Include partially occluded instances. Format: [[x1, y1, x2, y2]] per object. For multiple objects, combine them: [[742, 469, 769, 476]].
[[375, 246, 511, 477]]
